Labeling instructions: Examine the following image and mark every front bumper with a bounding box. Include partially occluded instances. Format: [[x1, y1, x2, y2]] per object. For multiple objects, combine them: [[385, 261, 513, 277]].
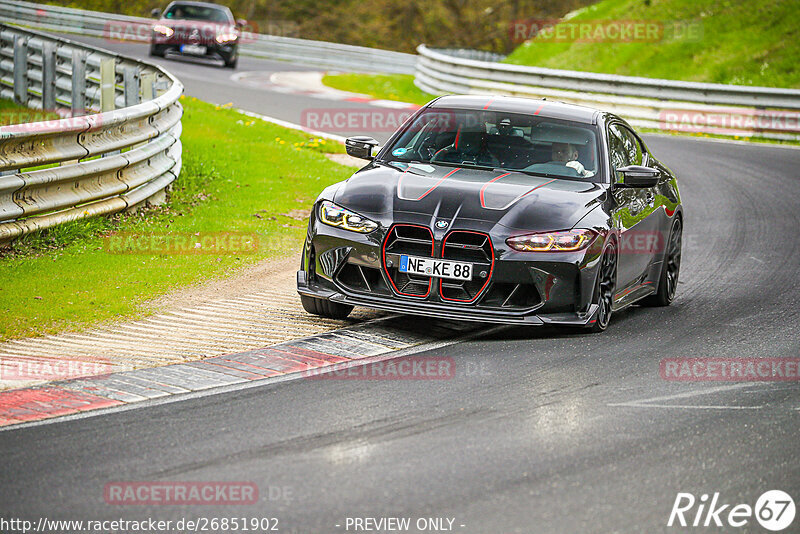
[[298, 270, 600, 326], [150, 41, 237, 62], [297, 212, 607, 327]]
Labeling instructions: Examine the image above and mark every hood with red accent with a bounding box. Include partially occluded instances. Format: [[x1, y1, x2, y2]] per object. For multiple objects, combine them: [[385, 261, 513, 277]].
[[331, 162, 607, 232]]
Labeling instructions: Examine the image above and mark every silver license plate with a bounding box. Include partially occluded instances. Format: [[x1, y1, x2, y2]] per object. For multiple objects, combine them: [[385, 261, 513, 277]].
[[181, 44, 207, 55]]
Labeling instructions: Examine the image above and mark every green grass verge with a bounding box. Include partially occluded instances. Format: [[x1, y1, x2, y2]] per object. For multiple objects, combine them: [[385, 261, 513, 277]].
[[505, 0, 800, 88], [0, 99, 60, 125], [322, 73, 436, 107], [0, 97, 352, 341]]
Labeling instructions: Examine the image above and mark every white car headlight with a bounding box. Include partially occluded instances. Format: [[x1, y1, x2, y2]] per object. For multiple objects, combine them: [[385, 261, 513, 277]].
[[152, 25, 174, 37], [215, 33, 238, 43], [507, 229, 597, 252], [319, 201, 378, 233]]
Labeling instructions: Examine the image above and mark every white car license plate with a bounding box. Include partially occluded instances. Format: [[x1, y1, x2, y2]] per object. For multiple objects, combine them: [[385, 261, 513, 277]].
[[181, 44, 207, 55], [398, 255, 473, 281]]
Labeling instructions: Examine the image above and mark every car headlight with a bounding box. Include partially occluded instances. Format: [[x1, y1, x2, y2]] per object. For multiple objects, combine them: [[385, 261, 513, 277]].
[[215, 33, 238, 43], [319, 201, 378, 233], [152, 25, 174, 37], [506, 229, 597, 252]]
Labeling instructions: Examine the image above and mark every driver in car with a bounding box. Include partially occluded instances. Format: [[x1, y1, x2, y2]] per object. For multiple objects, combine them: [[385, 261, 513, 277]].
[[551, 142, 593, 177], [433, 129, 499, 167]]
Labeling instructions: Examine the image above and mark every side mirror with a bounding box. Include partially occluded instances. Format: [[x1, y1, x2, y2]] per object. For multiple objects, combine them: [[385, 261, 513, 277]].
[[151, 8, 161, 18], [614, 165, 660, 188], [345, 136, 379, 161], [236, 19, 247, 28]]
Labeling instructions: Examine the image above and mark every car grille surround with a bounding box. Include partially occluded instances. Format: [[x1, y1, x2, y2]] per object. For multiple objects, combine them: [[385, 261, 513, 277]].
[[382, 224, 434, 298], [439, 230, 494, 303], [381, 225, 496, 304]]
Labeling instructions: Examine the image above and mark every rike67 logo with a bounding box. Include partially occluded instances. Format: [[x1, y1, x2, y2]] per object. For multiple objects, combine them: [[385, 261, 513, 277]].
[[668, 490, 795, 531]]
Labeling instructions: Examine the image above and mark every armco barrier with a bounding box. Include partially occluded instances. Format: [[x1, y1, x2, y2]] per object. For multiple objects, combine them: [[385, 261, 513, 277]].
[[415, 46, 800, 141], [0, 24, 183, 244], [0, 0, 416, 74]]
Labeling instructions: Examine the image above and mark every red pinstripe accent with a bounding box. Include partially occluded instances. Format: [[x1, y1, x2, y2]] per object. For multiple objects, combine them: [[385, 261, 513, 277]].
[[616, 280, 654, 299], [417, 168, 460, 201], [483, 97, 496, 110], [518, 178, 557, 200], [454, 125, 461, 148], [533, 103, 545, 115], [479, 172, 512, 208]]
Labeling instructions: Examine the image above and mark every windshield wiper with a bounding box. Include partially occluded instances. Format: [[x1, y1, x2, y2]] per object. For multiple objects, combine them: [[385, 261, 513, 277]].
[[428, 160, 496, 171], [503, 169, 567, 180]]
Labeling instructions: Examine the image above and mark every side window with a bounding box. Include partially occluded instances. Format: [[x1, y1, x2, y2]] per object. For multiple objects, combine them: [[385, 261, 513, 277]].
[[611, 124, 643, 166], [608, 125, 630, 171]]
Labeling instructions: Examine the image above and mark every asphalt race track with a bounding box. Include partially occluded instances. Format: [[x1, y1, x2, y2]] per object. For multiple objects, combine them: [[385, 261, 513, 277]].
[[1, 35, 799, 533]]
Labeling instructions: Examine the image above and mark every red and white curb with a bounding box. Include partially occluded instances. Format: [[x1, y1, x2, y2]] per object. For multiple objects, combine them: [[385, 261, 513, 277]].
[[0, 317, 496, 430]]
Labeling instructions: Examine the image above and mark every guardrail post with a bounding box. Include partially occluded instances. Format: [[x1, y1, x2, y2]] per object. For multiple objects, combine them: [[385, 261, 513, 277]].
[[99, 58, 116, 112], [140, 73, 156, 101], [13, 36, 29, 106], [42, 42, 57, 111], [71, 49, 87, 115], [123, 66, 140, 107]]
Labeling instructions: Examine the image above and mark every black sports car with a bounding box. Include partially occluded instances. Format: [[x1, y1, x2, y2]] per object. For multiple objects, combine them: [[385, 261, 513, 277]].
[[297, 95, 683, 332], [149, 1, 244, 68]]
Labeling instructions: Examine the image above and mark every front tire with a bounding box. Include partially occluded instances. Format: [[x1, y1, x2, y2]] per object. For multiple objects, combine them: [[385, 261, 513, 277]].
[[587, 242, 617, 333], [300, 295, 353, 320], [224, 52, 238, 69], [641, 218, 682, 307]]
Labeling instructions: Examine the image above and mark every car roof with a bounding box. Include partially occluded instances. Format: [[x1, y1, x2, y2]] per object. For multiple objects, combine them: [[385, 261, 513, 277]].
[[428, 95, 600, 125]]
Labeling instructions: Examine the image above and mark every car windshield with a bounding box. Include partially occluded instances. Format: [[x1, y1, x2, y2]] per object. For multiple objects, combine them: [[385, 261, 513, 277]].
[[382, 107, 603, 182], [164, 4, 231, 22]]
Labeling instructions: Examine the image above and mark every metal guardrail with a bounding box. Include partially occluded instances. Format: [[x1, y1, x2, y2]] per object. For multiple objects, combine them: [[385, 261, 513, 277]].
[[0, 23, 183, 244], [416, 46, 800, 140], [0, 0, 417, 74]]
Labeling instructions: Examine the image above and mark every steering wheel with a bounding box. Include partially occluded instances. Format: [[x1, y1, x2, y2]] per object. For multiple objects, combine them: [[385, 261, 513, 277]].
[[525, 162, 582, 177], [431, 145, 500, 167]]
